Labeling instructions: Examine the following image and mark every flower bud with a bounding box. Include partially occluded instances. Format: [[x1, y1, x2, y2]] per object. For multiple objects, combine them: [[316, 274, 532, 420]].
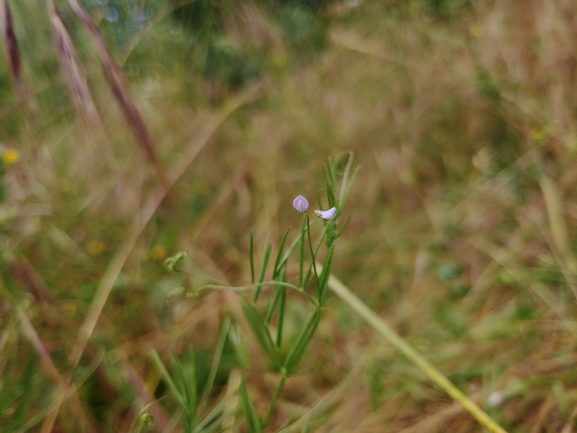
[[292, 195, 309, 213]]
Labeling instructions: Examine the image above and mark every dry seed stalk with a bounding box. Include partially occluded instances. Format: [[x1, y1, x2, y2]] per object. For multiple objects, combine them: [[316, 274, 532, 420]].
[[67, 0, 170, 190]]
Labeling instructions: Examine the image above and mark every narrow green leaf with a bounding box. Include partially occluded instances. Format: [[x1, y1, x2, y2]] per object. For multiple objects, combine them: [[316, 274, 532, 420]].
[[282, 308, 320, 374], [200, 318, 231, 414], [253, 237, 272, 302], [272, 228, 291, 277], [150, 350, 185, 408], [318, 244, 335, 305], [238, 295, 281, 370], [266, 270, 287, 323], [277, 230, 303, 273], [192, 393, 237, 433], [337, 152, 356, 206], [301, 418, 311, 433], [229, 321, 251, 369], [173, 354, 197, 429], [198, 410, 237, 433], [276, 285, 287, 348], [239, 377, 262, 433]]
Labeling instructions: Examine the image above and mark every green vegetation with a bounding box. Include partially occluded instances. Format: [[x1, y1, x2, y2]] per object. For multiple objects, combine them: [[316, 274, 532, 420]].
[[2, 0, 577, 432]]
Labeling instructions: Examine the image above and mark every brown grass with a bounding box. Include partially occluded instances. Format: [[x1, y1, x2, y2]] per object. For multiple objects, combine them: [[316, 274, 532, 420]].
[[2, 1, 577, 432]]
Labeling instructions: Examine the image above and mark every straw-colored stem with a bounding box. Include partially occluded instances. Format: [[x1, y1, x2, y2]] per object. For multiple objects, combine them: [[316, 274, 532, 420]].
[[325, 271, 507, 433]]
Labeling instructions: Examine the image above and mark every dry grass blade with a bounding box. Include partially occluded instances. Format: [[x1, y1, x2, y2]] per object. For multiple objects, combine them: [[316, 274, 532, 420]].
[[48, 0, 97, 125], [325, 270, 508, 433], [67, 0, 169, 189], [539, 173, 577, 299], [1, 0, 23, 94], [68, 84, 258, 373]]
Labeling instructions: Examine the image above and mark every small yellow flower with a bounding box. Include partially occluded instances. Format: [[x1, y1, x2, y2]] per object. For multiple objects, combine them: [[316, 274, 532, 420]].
[[531, 126, 547, 141], [87, 240, 105, 255], [149, 245, 168, 260], [3, 149, 18, 166], [469, 23, 485, 38], [61, 301, 77, 316]]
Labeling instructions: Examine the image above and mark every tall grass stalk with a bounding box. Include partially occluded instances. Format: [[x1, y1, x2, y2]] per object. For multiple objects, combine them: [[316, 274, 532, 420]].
[[325, 271, 508, 433]]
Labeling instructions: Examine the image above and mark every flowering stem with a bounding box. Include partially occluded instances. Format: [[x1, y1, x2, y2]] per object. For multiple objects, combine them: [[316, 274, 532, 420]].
[[305, 214, 319, 286], [299, 214, 307, 287]]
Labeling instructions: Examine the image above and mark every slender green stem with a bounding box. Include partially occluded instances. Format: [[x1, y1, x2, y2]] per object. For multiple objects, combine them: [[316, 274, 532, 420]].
[[263, 370, 287, 427], [325, 270, 508, 433], [276, 287, 286, 347], [303, 224, 330, 287], [196, 281, 318, 307], [306, 214, 319, 285], [299, 214, 307, 287]]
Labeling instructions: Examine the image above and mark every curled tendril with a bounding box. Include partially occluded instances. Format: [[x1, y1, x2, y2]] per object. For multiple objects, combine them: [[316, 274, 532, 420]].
[[140, 413, 154, 427], [164, 251, 187, 272]]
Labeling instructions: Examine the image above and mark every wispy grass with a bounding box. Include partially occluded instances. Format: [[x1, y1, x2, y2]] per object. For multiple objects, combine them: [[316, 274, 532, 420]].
[[2, 0, 577, 432]]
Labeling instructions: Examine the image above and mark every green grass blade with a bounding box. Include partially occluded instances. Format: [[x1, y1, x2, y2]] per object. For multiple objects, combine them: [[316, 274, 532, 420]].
[[229, 321, 251, 369], [200, 317, 231, 414], [249, 230, 255, 284], [278, 229, 304, 274], [272, 228, 291, 277], [198, 410, 237, 433], [253, 237, 272, 302], [150, 350, 186, 408], [317, 244, 335, 305], [336, 151, 355, 206], [173, 354, 197, 430], [282, 308, 320, 374], [325, 271, 508, 433], [276, 286, 287, 348], [266, 270, 287, 324], [238, 295, 281, 370], [340, 164, 359, 209], [239, 377, 262, 433], [192, 393, 237, 433]]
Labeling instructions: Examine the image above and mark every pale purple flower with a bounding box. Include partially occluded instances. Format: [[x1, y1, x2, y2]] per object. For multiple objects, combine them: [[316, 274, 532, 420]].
[[314, 207, 337, 220], [292, 195, 309, 213]]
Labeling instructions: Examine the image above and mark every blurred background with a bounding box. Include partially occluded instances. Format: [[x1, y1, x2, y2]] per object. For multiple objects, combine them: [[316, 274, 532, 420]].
[[2, 0, 577, 431]]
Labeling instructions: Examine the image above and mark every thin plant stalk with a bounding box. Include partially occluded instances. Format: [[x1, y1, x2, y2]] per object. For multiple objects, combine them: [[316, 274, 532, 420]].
[[262, 371, 287, 427], [299, 214, 307, 287], [325, 270, 508, 433], [305, 214, 319, 284]]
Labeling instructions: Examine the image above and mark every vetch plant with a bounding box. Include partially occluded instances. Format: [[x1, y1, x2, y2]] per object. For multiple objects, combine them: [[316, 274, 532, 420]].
[[155, 151, 508, 433], [156, 153, 358, 432]]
